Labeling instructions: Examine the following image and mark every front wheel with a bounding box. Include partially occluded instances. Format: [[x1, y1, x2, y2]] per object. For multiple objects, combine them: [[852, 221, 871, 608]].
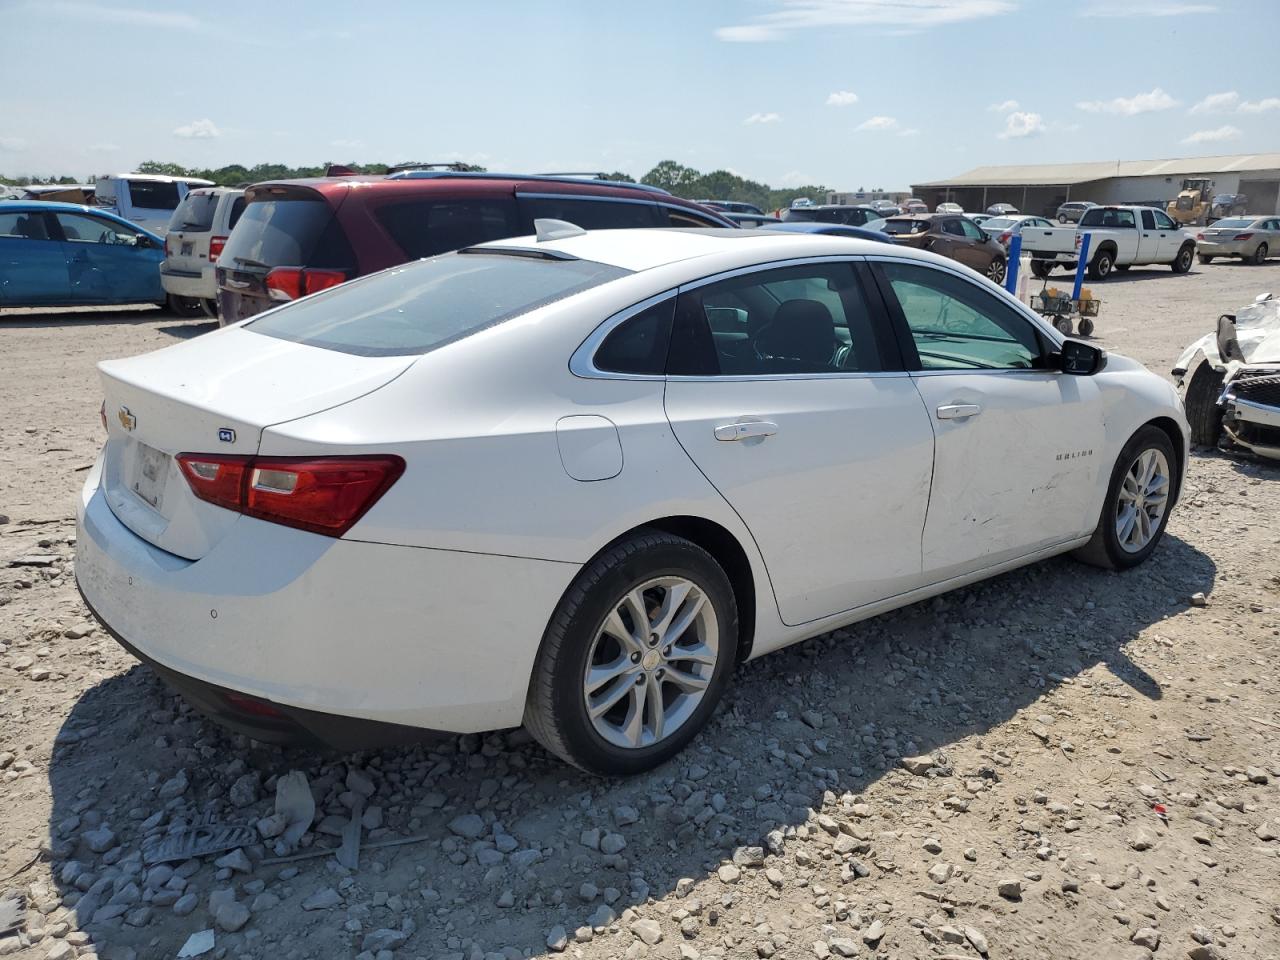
[[523, 532, 738, 775], [1073, 426, 1178, 571], [1171, 245, 1194, 273], [1252, 243, 1269, 265], [1184, 364, 1225, 447], [986, 256, 1007, 284]]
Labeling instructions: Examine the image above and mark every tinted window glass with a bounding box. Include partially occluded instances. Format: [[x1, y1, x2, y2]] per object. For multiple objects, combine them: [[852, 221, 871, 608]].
[[881, 261, 1041, 370], [666, 207, 722, 228], [883, 218, 927, 235], [520, 196, 659, 230], [55, 213, 136, 244], [941, 219, 965, 237], [668, 263, 884, 376], [376, 199, 520, 259], [227, 196, 247, 230], [169, 192, 218, 232], [1080, 208, 1135, 228], [1152, 210, 1177, 230], [1141, 209, 1156, 229], [249, 251, 628, 357], [127, 180, 180, 210], [220, 198, 354, 270], [0, 211, 52, 240], [594, 299, 675, 375]]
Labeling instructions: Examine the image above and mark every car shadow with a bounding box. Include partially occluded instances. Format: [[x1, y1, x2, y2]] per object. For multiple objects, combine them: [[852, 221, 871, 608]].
[[157, 321, 219, 340], [0, 306, 165, 327], [42, 533, 1214, 958]]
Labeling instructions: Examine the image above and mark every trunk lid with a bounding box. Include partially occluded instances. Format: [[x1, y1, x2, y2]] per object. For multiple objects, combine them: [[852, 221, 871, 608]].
[[98, 326, 414, 560]]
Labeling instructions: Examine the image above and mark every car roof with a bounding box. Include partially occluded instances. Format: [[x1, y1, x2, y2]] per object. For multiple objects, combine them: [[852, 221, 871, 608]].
[[478, 227, 927, 273]]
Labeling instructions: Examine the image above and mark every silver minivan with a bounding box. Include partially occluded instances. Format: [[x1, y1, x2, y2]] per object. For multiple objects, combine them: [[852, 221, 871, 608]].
[[95, 174, 215, 234], [161, 187, 246, 317]]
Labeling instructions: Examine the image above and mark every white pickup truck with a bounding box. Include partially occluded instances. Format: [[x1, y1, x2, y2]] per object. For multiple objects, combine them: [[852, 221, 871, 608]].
[[1020, 205, 1197, 280]]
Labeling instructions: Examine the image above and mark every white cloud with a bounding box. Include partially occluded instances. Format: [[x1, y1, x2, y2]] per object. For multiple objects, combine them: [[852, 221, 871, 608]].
[[0, 137, 28, 151], [173, 118, 220, 139], [1239, 97, 1280, 113], [1189, 91, 1239, 114], [997, 111, 1045, 139], [826, 91, 859, 107], [1077, 87, 1179, 115], [1080, 1, 1216, 14], [744, 112, 782, 124], [25, 1, 203, 29], [1182, 125, 1242, 144], [856, 116, 898, 132], [898, 128, 921, 137], [88, 143, 120, 153], [987, 99, 1019, 113], [715, 0, 1014, 42]]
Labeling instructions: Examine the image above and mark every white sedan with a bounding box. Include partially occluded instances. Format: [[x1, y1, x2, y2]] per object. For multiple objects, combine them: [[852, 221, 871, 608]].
[[77, 225, 1189, 775]]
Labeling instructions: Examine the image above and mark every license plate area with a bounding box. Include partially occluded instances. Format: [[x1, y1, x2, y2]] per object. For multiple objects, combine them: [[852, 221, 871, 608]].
[[132, 441, 169, 511], [181, 242, 194, 256]]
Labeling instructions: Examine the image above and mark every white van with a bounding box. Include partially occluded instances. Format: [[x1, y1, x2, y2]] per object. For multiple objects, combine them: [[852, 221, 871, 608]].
[[160, 187, 246, 317], [94, 173, 215, 233]]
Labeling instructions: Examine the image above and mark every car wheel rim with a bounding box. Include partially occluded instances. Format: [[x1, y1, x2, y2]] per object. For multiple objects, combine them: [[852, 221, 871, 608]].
[[583, 576, 719, 750], [1180, 251, 1191, 269], [1115, 448, 1170, 553], [988, 259, 1005, 281]]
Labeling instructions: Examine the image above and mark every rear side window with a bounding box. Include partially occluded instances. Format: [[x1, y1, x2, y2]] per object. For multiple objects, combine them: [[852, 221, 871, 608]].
[[883, 219, 927, 235], [519, 196, 660, 230], [220, 197, 354, 270], [0, 211, 52, 240], [248, 251, 629, 357], [127, 180, 181, 210], [376, 199, 520, 259], [169, 193, 218, 232], [665, 207, 723, 228], [1080, 208, 1135, 228], [227, 196, 247, 230], [593, 299, 675, 375]]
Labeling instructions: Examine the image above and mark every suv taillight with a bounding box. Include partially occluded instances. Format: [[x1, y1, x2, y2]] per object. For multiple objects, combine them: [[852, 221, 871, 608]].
[[176, 454, 404, 537], [165, 237, 173, 257], [208, 235, 227, 262], [264, 267, 348, 301]]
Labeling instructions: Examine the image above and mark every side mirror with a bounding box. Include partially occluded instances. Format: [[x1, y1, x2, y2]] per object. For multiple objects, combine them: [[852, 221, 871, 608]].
[[1056, 339, 1106, 375], [1216, 314, 1244, 362], [133, 233, 151, 248]]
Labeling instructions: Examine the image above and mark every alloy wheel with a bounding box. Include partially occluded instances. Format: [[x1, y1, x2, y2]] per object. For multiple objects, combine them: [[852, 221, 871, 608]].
[[1115, 448, 1170, 553], [583, 577, 719, 750], [987, 258, 1006, 283]]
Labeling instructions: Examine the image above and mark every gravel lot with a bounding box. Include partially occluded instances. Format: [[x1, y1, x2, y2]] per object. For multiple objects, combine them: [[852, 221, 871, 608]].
[[1, 259, 1278, 960]]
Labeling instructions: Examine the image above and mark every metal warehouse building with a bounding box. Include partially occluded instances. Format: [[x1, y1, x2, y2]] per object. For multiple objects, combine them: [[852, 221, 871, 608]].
[[911, 152, 1280, 218]]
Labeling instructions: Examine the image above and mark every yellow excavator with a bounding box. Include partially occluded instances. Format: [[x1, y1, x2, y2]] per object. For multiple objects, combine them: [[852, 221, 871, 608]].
[[1167, 178, 1215, 226]]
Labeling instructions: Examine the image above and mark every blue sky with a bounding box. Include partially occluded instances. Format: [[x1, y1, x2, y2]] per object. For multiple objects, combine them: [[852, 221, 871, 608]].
[[2, 0, 1278, 189]]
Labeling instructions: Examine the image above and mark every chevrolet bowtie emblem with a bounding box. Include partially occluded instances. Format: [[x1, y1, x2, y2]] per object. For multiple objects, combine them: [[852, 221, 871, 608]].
[[117, 406, 136, 431]]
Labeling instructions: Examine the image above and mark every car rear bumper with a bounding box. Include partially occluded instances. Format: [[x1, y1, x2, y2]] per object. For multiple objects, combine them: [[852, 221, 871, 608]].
[[1196, 240, 1252, 256], [160, 263, 215, 299], [75, 460, 578, 741]]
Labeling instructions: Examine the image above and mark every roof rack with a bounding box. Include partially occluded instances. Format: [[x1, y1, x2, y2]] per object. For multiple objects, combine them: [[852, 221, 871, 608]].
[[380, 170, 671, 195], [386, 161, 474, 174], [537, 171, 612, 179]]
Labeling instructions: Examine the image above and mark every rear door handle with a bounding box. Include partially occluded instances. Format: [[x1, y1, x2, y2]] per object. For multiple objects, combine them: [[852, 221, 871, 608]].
[[714, 420, 778, 441], [936, 404, 982, 420]]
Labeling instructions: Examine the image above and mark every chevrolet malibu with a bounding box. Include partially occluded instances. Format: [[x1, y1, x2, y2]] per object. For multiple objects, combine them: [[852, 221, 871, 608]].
[[77, 226, 1189, 775]]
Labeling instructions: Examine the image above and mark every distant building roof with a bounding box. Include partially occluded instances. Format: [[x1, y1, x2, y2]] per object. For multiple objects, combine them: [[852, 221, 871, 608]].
[[915, 152, 1280, 188]]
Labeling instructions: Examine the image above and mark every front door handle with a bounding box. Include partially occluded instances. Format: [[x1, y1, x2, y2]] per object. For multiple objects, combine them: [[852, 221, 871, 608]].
[[714, 420, 778, 441], [936, 403, 982, 420]]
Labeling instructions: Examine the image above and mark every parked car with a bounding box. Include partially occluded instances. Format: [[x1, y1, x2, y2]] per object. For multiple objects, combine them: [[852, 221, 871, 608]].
[[965, 213, 992, 227], [1195, 216, 1280, 265], [76, 225, 1186, 771], [0, 201, 167, 308], [1056, 201, 1095, 224], [790, 197, 813, 208], [980, 214, 1056, 250], [699, 200, 766, 216], [780, 204, 883, 228], [763, 221, 890, 243], [882, 213, 1008, 283], [94, 173, 216, 234], [986, 202, 1018, 215], [1022, 205, 1196, 280], [871, 201, 902, 217], [161, 187, 247, 318], [726, 212, 783, 228], [936, 202, 964, 215], [1174, 292, 1280, 458], [902, 198, 928, 214], [216, 171, 734, 324], [1208, 193, 1249, 222]]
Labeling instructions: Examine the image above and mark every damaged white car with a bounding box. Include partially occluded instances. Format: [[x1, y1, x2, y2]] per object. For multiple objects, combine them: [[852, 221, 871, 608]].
[[1175, 292, 1280, 459]]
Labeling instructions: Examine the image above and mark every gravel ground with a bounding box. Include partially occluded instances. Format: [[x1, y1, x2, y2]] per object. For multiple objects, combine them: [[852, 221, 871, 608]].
[[1, 260, 1278, 960]]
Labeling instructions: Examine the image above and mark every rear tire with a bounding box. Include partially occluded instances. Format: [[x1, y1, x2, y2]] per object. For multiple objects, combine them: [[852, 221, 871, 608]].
[[1114, 264, 1130, 272], [167, 294, 204, 318], [1087, 249, 1114, 280], [1030, 260, 1053, 279], [1171, 244, 1194, 273], [523, 531, 739, 776], [1184, 364, 1225, 447], [1252, 243, 1269, 265], [1198, 254, 1214, 265], [200, 298, 219, 319], [1073, 426, 1178, 571]]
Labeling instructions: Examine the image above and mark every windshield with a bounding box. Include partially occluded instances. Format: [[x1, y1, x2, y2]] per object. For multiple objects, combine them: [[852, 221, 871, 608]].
[[248, 251, 629, 357], [1210, 217, 1254, 228], [1079, 208, 1135, 228], [883, 219, 928, 235]]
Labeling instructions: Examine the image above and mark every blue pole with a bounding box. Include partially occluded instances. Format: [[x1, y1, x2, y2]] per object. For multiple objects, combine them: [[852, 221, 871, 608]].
[[1004, 233, 1021, 294], [1073, 232, 1091, 302]]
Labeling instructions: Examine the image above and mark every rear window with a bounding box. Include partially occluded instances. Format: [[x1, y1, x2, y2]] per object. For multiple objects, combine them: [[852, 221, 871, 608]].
[[128, 179, 181, 210], [247, 251, 629, 357], [883, 218, 928, 235], [169, 192, 218, 232], [376, 199, 520, 259], [1210, 217, 1252, 228], [983, 218, 1016, 230], [220, 197, 354, 271], [1080, 208, 1135, 228]]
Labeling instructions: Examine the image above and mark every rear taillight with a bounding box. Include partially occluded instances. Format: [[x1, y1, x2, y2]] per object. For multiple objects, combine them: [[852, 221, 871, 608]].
[[164, 237, 173, 257], [1196, 233, 1205, 240], [1234, 232, 1254, 241], [208, 235, 227, 262], [999, 231, 1012, 244], [265, 267, 348, 302], [176, 453, 404, 537]]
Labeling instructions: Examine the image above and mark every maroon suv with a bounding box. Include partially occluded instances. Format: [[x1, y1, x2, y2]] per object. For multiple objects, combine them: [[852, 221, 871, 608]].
[[215, 171, 735, 323]]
